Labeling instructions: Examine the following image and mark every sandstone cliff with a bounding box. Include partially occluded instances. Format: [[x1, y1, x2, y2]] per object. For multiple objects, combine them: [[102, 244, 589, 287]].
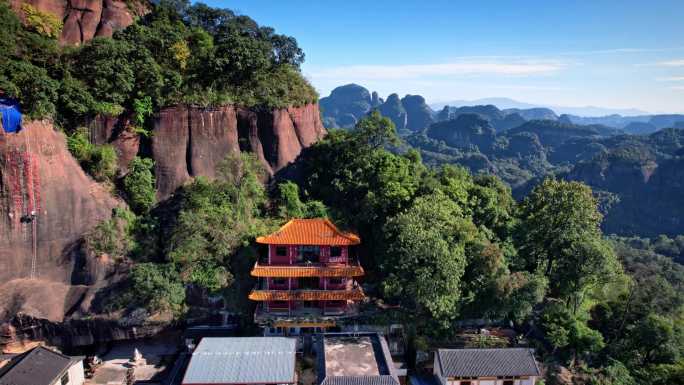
[[0, 102, 325, 322], [10, 0, 145, 45], [152, 103, 326, 200], [0, 121, 121, 321]]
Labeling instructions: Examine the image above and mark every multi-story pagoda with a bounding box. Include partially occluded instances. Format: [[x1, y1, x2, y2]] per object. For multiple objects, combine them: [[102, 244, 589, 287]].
[[249, 218, 365, 334]]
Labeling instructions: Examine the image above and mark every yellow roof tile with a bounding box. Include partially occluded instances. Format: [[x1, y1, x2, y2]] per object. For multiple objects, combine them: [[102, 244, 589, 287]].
[[256, 218, 360, 246]]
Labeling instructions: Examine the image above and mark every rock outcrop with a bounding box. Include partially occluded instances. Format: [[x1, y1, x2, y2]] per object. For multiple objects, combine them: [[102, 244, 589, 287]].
[[319, 84, 373, 128], [426, 113, 496, 152], [0, 120, 121, 320], [89, 113, 140, 174], [10, 0, 146, 45], [377, 93, 407, 131], [152, 103, 326, 200], [401, 94, 434, 132], [2, 313, 173, 350]]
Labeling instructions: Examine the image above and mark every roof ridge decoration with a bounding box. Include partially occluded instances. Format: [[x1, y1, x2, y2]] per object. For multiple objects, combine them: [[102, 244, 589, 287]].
[[256, 218, 361, 245]]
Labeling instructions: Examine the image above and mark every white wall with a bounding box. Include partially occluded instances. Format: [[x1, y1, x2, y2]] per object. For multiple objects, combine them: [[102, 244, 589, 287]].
[[52, 360, 85, 385], [443, 377, 536, 385]]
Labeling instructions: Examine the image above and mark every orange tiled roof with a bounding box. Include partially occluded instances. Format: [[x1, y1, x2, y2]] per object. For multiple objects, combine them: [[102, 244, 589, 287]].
[[256, 218, 361, 246], [248, 288, 365, 301], [250, 263, 365, 277]]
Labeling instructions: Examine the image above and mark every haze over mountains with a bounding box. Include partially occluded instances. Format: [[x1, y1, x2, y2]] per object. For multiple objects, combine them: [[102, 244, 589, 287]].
[[320, 83, 684, 237], [430, 97, 649, 117], [320, 83, 684, 134]]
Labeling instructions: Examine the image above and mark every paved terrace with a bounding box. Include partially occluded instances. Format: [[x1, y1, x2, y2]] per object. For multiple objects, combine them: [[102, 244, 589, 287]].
[[316, 333, 399, 385], [324, 336, 380, 376]]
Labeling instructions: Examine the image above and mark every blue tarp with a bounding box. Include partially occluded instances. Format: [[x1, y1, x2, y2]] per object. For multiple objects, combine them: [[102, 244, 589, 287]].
[[0, 98, 22, 133]]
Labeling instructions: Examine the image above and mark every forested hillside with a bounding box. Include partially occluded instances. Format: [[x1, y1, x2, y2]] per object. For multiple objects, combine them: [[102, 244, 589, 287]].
[[69, 107, 683, 384], [407, 110, 684, 237], [0, 2, 682, 384]]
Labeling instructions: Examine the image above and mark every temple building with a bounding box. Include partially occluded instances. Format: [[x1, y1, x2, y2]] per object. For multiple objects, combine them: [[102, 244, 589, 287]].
[[249, 218, 366, 335]]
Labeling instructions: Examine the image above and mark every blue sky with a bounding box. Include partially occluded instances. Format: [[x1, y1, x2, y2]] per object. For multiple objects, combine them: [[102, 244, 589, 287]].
[[203, 0, 684, 113]]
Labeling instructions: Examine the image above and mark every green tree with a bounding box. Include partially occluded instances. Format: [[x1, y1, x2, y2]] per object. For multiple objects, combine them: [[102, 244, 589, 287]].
[[71, 38, 137, 108], [588, 360, 636, 385], [276, 181, 328, 219], [85, 208, 136, 259], [66, 128, 118, 182], [123, 157, 157, 214], [628, 314, 683, 366], [167, 153, 268, 291], [649, 360, 684, 385], [353, 110, 399, 149], [0, 1, 21, 56], [541, 301, 605, 364], [0, 60, 59, 118], [517, 179, 620, 307], [129, 263, 186, 314], [381, 191, 472, 328]]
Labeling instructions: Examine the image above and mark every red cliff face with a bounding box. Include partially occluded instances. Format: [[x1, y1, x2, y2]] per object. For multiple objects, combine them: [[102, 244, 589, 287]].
[[89, 114, 140, 175], [0, 103, 324, 321], [152, 103, 326, 200], [0, 121, 120, 321], [10, 0, 145, 45]]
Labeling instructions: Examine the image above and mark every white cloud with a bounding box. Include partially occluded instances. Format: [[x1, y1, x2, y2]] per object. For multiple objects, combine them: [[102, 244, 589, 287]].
[[656, 59, 684, 67], [307, 60, 565, 81], [657, 76, 684, 82], [672, 86, 684, 91], [558, 47, 665, 56]]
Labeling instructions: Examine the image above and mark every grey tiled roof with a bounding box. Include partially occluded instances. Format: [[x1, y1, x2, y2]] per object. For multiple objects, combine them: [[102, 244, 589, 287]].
[[0, 346, 81, 385], [182, 337, 297, 385], [322, 375, 400, 385], [436, 348, 541, 378]]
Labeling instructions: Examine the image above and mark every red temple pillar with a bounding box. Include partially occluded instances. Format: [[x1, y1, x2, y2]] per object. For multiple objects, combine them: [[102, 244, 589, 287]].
[[323, 278, 327, 315], [288, 278, 292, 316]]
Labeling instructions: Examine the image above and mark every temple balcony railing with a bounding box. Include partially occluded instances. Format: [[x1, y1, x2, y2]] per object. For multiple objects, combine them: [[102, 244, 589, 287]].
[[254, 303, 360, 324], [257, 256, 360, 266], [250, 262, 364, 278], [247, 287, 366, 301]]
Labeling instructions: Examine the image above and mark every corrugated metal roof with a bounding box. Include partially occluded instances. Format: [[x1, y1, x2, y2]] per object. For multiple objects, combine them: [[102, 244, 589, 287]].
[[0, 346, 81, 385], [251, 263, 365, 277], [248, 288, 365, 301], [182, 337, 296, 385], [322, 376, 400, 385], [436, 348, 541, 378], [256, 219, 361, 245]]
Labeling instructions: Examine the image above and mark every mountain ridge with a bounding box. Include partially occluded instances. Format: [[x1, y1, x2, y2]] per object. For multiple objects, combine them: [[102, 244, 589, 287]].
[[430, 97, 651, 116]]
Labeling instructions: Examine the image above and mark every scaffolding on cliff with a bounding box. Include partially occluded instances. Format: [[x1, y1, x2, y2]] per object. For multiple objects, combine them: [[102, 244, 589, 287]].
[[1, 114, 41, 280]]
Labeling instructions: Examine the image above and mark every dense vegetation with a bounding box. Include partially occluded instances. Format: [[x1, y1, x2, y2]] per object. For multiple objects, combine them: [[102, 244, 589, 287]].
[[0, 0, 317, 128], [319, 84, 684, 237], [2, 2, 682, 384], [408, 115, 684, 237], [292, 112, 683, 384], [58, 104, 683, 384]]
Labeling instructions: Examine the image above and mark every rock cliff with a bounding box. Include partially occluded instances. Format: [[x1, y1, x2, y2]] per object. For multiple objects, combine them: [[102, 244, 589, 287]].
[[0, 102, 325, 324], [0, 120, 120, 321], [10, 0, 146, 45], [566, 154, 684, 236], [152, 103, 326, 200]]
